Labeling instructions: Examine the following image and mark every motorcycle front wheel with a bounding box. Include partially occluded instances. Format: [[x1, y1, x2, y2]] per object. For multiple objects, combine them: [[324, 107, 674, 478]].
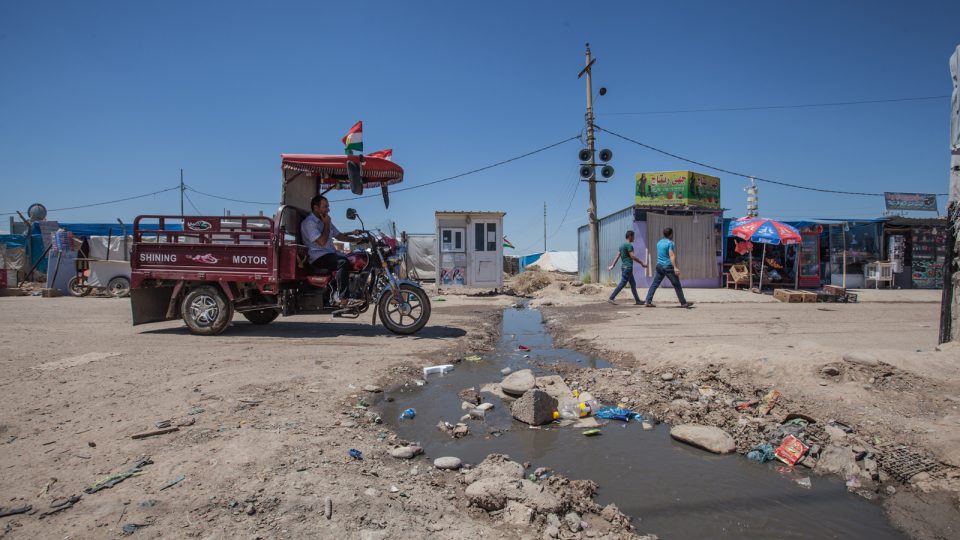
[[378, 283, 431, 335]]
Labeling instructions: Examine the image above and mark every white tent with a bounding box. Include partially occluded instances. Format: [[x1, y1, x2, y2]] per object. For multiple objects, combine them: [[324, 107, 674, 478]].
[[526, 251, 577, 273]]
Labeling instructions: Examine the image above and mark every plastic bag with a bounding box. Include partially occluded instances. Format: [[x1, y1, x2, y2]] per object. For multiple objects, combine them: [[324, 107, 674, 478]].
[[594, 406, 642, 422]]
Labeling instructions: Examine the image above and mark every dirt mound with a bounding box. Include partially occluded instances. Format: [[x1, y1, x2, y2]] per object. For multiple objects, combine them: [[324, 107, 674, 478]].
[[510, 270, 553, 295]]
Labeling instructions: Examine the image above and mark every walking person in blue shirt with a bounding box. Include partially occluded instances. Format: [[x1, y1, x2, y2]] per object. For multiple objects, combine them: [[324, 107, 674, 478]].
[[606, 230, 648, 305], [644, 227, 694, 308]]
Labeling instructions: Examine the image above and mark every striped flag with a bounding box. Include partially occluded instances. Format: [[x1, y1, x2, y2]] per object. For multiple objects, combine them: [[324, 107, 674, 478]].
[[503, 236, 515, 249], [342, 121, 363, 155], [368, 148, 393, 161]]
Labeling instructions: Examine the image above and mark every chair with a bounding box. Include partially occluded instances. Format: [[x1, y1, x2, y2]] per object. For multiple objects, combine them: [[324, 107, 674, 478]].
[[864, 261, 894, 289]]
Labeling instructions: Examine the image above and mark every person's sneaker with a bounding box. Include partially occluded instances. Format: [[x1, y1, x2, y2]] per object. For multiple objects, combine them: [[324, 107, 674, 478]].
[[644, 302, 656, 307], [681, 302, 695, 309], [635, 301, 644, 305], [607, 298, 617, 305]]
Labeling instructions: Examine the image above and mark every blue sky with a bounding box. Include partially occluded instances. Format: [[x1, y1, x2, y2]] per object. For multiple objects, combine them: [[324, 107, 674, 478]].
[[2, 1, 958, 251]]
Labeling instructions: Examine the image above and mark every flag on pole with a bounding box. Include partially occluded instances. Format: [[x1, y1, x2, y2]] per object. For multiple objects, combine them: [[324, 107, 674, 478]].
[[368, 148, 393, 161], [503, 236, 515, 249], [342, 121, 363, 155]]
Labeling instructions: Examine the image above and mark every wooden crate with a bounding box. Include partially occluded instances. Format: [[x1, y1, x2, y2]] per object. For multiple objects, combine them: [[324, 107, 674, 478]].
[[774, 289, 806, 303], [823, 284, 846, 296]]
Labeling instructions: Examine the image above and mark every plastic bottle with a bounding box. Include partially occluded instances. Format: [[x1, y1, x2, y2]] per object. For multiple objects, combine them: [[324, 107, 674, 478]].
[[578, 399, 600, 417], [559, 403, 583, 419]]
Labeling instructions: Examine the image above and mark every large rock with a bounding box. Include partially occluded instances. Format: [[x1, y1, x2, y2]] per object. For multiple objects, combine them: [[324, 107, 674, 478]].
[[434, 457, 463, 470], [814, 445, 859, 476], [511, 389, 559, 426], [501, 369, 536, 396], [389, 445, 423, 459], [535, 375, 574, 403], [670, 424, 736, 454], [843, 351, 880, 367], [464, 477, 562, 513], [464, 454, 525, 484]]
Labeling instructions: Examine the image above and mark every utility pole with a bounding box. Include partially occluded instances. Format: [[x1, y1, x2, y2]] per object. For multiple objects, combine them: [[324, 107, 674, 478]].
[[940, 44, 960, 343], [180, 169, 185, 217], [582, 43, 600, 282], [543, 201, 547, 252]]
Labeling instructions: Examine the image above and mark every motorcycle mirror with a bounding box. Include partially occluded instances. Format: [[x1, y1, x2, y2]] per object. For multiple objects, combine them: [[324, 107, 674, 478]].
[[381, 184, 390, 209], [346, 208, 357, 220], [347, 160, 364, 196]]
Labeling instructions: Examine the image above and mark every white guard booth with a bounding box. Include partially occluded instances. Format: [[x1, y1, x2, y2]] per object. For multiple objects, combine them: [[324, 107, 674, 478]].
[[434, 211, 505, 291]]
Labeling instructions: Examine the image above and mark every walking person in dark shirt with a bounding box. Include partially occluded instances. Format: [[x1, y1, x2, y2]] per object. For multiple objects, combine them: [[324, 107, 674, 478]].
[[607, 230, 648, 305], [644, 227, 694, 308]]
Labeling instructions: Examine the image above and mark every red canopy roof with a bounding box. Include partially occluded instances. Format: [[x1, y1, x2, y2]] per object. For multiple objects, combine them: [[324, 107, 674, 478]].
[[281, 154, 403, 188]]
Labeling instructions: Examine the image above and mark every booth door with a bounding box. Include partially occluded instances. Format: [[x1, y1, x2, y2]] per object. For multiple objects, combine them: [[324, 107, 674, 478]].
[[470, 221, 500, 287]]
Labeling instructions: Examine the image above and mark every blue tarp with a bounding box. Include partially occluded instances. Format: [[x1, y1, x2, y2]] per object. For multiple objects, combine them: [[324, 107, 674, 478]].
[[518, 252, 544, 272], [32, 222, 135, 238], [0, 234, 27, 249]]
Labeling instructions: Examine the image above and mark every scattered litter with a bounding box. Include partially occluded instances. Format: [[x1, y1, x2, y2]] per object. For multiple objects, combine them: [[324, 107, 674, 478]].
[[759, 390, 781, 415], [795, 477, 812, 489], [400, 408, 416, 420], [324, 497, 333, 519], [85, 457, 152, 494], [582, 429, 602, 437], [357, 399, 370, 408], [37, 477, 57, 497], [518, 345, 530, 351], [159, 474, 185, 491], [0, 505, 32, 518], [154, 420, 171, 429], [845, 475, 861, 489], [774, 435, 809, 466], [131, 427, 179, 440], [523, 354, 530, 358], [465, 355, 482, 362], [423, 364, 454, 376], [698, 385, 715, 397], [349, 449, 363, 460], [594, 407, 642, 422], [734, 399, 758, 411], [122, 522, 150, 535], [827, 420, 854, 433], [40, 495, 81, 518], [747, 443, 776, 463]]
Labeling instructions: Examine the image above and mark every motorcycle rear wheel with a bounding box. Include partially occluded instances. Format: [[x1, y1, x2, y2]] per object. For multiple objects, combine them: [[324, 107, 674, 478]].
[[378, 284, 431, 335]]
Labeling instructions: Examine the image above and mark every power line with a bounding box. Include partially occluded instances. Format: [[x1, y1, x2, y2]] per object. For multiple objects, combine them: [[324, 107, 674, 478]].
[[331, 136, 580, 202], [1, 185, 181, 217], [186, 185, 274, 206], [594, 125, 949, 197], [599, 95, 951, 116], [183, 191, 202, 215], [184, 135, 580, 206]]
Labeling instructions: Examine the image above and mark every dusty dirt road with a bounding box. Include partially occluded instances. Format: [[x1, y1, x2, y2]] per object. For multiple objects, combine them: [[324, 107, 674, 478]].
[[0, 294, 525, 539], [526, 273, 960, 539]]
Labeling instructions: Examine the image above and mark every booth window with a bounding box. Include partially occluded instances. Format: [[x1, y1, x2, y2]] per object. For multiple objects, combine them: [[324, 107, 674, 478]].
[[475, 222, 497, 251]]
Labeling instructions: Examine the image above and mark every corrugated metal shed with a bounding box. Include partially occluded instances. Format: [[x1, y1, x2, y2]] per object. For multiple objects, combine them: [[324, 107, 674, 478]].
[[578, 206, 635, 283]]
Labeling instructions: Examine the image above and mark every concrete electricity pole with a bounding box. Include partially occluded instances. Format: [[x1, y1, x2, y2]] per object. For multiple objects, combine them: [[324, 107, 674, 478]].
[[543, 201, 547, 252], [580, 44, 600, 282], [940, 45, 960, 343]]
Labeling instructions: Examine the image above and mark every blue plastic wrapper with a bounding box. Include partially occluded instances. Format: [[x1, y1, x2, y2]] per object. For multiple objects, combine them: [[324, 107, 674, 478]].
[[746, 443, 775, 463], [400, 408, 416, 420], [349, 448, 363, 460], [594, 406, 642, 422]]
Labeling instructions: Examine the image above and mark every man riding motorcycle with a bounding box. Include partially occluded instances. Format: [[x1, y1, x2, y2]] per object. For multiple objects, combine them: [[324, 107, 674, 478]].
[[301, 194, 365, 307]]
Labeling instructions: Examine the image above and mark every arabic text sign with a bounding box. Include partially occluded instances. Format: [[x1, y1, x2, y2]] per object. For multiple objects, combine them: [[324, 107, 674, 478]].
[[635, 171, 720, 208], [884, 192, 938, 212]]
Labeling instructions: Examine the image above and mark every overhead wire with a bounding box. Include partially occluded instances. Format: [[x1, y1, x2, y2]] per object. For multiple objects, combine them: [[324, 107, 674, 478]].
[[183, 191, 202, 215], [594, 125, 949, 197], [598, 95, 951, 116], [1, 185, 181, 217], [182, 136, 580, 208]]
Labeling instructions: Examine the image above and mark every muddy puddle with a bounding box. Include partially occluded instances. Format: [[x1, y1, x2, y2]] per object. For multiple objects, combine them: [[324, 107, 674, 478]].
[[380, 305, 904, 539]]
